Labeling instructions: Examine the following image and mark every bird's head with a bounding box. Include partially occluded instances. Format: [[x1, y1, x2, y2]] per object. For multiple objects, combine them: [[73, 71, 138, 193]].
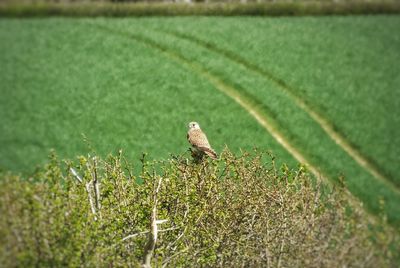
[[188, 121, 200, 130]]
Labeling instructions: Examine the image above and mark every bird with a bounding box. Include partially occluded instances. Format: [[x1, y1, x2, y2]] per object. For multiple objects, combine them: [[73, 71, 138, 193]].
[[187, 121, 218, 160]]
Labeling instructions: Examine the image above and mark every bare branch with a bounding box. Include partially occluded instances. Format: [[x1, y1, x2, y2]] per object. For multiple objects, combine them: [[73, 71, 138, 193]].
[[165, 226, 187, 252], [142, 176, 164, 268], [161, 247, 189, 268], [85, 181, 97, 221], [122, 226, 175, 243], [122, 231, 149, 242], [91, 157, 101, 213], [69, 167, 82, 183]]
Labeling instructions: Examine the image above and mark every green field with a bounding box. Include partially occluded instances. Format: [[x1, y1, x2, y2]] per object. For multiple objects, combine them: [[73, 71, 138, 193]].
[[0, 16, 399, 224]]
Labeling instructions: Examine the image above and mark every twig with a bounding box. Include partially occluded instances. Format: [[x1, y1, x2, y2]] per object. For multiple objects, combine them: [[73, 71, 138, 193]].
[[85, 181, 97, 221], [155, 176, 163, 195], [142, 206, 157, 268], [91, 157, 101, 212], [69, 167, 82, 183], [165, 226, 187, 252], [161, 247, 189, 268], [122, 227, 177, 243], [142, 176, 165, 268], [164, 168, 191, 252], [122, 231, 149, 242], [72, 156, 97, 221]]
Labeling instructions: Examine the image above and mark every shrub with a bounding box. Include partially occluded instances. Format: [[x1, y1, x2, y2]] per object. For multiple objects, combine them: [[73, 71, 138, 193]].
[[0, 1, 400, 17], [0, 149, 398, 267]]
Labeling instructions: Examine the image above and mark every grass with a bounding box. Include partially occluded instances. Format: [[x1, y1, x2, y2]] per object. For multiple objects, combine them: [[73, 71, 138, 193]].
[[91, 17, 400, 223], [0, 17, 399, 225], [140, 16, 400, 185], [0, 18, 296, 172]]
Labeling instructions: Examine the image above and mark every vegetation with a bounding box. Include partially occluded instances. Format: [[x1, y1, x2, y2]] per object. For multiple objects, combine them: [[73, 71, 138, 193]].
[[1, 17, 399, 225], [0, 1, 400, 17], [108, 16, 400, 223], [152, 16, 400, 185], [0, 18, 296, 172], [0, 150, 399, 267]]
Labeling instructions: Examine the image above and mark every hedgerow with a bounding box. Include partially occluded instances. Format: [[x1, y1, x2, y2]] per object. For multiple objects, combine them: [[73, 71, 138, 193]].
[[0, 149, 398, 267], [0, 1, 399, 17]]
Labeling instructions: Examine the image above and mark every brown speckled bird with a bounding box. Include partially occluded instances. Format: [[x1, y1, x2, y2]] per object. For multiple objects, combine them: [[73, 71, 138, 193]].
[[187, 122, 218, 160]]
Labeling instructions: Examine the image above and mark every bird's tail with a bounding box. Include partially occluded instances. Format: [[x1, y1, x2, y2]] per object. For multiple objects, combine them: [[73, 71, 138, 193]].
[[200, 147, 218, 160]]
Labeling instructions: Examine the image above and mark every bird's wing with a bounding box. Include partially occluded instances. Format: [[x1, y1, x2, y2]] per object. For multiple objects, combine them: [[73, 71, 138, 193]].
[[188, 129, 218, 159], [198, 146, 218, 159], [188, 129, 211, 149]]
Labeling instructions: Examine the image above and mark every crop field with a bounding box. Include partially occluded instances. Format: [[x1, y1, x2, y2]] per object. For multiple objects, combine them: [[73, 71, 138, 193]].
[[0, 16, 399, 224]]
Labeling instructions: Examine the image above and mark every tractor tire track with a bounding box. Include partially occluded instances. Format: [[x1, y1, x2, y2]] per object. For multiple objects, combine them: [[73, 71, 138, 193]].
[[88, 22, 328, 182], [159, 29, 398, 191], [88, 22, 400, 226]]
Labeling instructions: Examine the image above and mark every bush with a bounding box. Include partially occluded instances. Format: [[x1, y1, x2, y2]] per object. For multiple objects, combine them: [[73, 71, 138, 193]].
[[0, 1, 399, 17], [0, 149, 399, 267]]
